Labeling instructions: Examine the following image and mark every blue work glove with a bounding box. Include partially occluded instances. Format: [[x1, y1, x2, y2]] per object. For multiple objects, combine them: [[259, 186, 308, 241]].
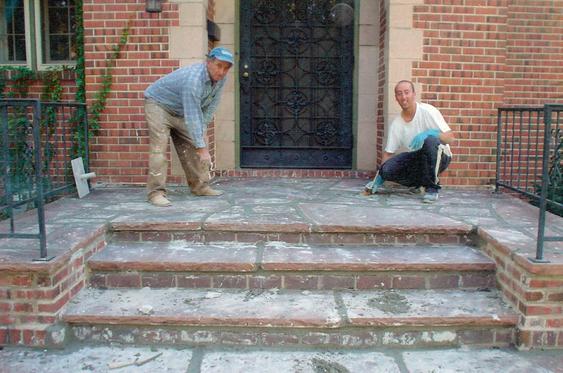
[[409, 129, 441, 151], [364, 174, 384, 194]]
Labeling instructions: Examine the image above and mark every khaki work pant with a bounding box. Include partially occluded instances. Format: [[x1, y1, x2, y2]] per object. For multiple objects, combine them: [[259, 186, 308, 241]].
[[145, 99, 211, 199]]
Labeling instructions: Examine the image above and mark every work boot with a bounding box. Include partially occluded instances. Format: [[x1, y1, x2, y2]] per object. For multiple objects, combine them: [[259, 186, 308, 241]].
[[148, 193, 172, 207], [192, 186, 224, 196]]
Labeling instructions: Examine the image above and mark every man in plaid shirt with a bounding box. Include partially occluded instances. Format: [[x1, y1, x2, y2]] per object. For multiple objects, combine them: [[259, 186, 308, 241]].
[[144, 47, 233, 207]]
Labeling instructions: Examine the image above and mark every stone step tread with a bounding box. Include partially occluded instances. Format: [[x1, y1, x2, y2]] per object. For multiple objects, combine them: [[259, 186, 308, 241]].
[[2, 346, 558, 373], [63, 287, 518, 328], [90, 241, 494, 272]]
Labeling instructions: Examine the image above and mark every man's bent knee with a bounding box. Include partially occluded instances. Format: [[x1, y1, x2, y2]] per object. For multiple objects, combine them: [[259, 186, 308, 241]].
[[422, 135, 441, 149]]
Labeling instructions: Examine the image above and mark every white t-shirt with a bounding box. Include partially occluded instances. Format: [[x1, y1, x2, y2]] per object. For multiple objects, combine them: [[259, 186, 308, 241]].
[[385, 102, 452, 156]]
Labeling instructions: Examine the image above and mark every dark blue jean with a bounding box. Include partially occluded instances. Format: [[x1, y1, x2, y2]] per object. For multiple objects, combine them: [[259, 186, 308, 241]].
[[379, 136, 451, 191]]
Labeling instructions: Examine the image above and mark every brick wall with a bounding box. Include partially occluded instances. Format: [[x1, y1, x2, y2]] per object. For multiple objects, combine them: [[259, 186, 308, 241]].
[[412, 0, 508, 187], [407, 0, 562, 187], [376, 1, 387, 167], [80, 1, 561, 186], [1, 70, 77, 101], [0, 234, 106, 347], [505, 0, 563, 105], [480, 229, 563, 349], [83, 0, 180, 185]]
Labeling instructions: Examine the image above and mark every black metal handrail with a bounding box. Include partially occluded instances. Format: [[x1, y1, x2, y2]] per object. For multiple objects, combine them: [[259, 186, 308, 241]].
[[496, 104, 563, 262], [0, 99, 89, 261]]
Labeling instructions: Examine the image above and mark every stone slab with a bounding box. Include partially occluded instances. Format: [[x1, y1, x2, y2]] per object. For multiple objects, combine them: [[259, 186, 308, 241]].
[[200, 350, 400, 373], [2, 346, 561, 373], [63, 287, 341, 328], [0, 346, 192, 373], [261, 242, 495, 271], [341, 289, 518, 327], [90, 240, 258, 272], [403, 348, 558, 373], [299, 203, 472, 233]]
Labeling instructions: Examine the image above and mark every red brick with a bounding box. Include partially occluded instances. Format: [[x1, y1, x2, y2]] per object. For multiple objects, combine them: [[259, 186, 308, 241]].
[[0, 328, 7, 345], [302, 234, 333, 245], [13, 302, 34, 313], [519, 304, 561, 316], [141, 232, 173, 241], [233, 232, 267, 243], [0, 289, 10, 299], [283, 275, 319, 290], [458, 329, 495, 344], [460, 273, 496, 288], [523, 291, 544, 302], [88, 273, 108, 288], [261, 332, 299, 346], [0, 302, 11, 312], [141, 273, 176, 288], [37, 292, 70, 313], [204, 231, 237, 243], [356, 275, 392, 289], [113, 231, 141, 241], [428, 274, 460, 289], [213, 275, 247, 289], [53, 266, 70, 284], [546, 319, 563, 328], [0, 274, 33, 287], [176, 275, 212, 288], [428, 234, 461, 244], [392, 275, 426, 289], [547, 292, 563, 302], [106, 273, 141, 288], [333, 233, 368, 244], [248, 275, 282, 289], [319, 276, 355, 290]]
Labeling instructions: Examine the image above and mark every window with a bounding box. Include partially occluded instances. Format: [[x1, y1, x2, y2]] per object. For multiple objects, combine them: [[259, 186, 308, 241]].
[[0, 0, 76, 68]]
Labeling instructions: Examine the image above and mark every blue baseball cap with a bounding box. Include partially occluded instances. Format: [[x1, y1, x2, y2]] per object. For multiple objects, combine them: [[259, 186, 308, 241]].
[[208, 47, 234, 65]]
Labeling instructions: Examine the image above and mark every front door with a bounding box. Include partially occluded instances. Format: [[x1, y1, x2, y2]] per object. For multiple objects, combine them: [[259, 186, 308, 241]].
[[239, 0, 355, 168]]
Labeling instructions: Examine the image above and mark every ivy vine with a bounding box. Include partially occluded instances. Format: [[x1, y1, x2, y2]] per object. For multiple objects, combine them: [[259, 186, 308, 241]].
[[89, 21, 131, 133]]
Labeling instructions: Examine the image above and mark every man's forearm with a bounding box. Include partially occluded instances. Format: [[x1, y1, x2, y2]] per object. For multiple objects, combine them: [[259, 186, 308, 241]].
[[381, 152, 394, 164], [438, 131, 455, 145]]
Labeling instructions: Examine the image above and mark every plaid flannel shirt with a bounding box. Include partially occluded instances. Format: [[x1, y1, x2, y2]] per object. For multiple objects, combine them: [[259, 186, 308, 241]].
[[144, 63, 226, 148]]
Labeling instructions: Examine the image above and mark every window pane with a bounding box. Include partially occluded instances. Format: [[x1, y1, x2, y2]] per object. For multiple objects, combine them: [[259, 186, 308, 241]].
[[48, 8, 67, 34], [15, 35, 25, 60], [0, 0, 27, 63], [42, 0, 75, 63], [48, 0, 69, 7], [13, 7, 24, 33], [49, 35, 68, 61]]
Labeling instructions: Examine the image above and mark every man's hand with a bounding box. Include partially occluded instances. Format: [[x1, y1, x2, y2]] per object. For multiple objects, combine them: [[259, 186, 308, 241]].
[[409, 129, 441, 151], [196, 147, 211, 162]]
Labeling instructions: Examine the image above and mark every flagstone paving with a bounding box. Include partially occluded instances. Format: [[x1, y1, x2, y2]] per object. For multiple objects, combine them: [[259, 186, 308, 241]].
[[1, 178, 561, 267], [1, 345, 561, 372], [1, 178, 562, 370]]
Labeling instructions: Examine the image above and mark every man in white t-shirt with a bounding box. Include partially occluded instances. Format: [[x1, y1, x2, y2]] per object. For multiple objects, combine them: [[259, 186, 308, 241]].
[[365, 80, 455, 202]]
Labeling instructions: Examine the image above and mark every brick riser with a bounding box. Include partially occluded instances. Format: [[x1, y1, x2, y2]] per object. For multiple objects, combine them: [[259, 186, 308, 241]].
[[89, 270, 496, 291], [68, 324, 515, 349], [111, 230, 473, 246]]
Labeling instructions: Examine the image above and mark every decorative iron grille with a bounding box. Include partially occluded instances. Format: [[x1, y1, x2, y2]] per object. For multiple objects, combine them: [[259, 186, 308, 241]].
[[240, 0, 355, 168]]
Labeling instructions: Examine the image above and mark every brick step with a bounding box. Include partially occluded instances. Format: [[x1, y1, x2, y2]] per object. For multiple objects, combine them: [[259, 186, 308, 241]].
[[110, 227, 473, 246], [88, 241, 496, 290], [63, 287, 518, 348]]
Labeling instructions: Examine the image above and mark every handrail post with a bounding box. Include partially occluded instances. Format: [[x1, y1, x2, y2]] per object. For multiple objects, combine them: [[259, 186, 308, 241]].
[[31, 100, 51, 261], [495, 109, 502, 193], [533, 105, 552, 263]]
